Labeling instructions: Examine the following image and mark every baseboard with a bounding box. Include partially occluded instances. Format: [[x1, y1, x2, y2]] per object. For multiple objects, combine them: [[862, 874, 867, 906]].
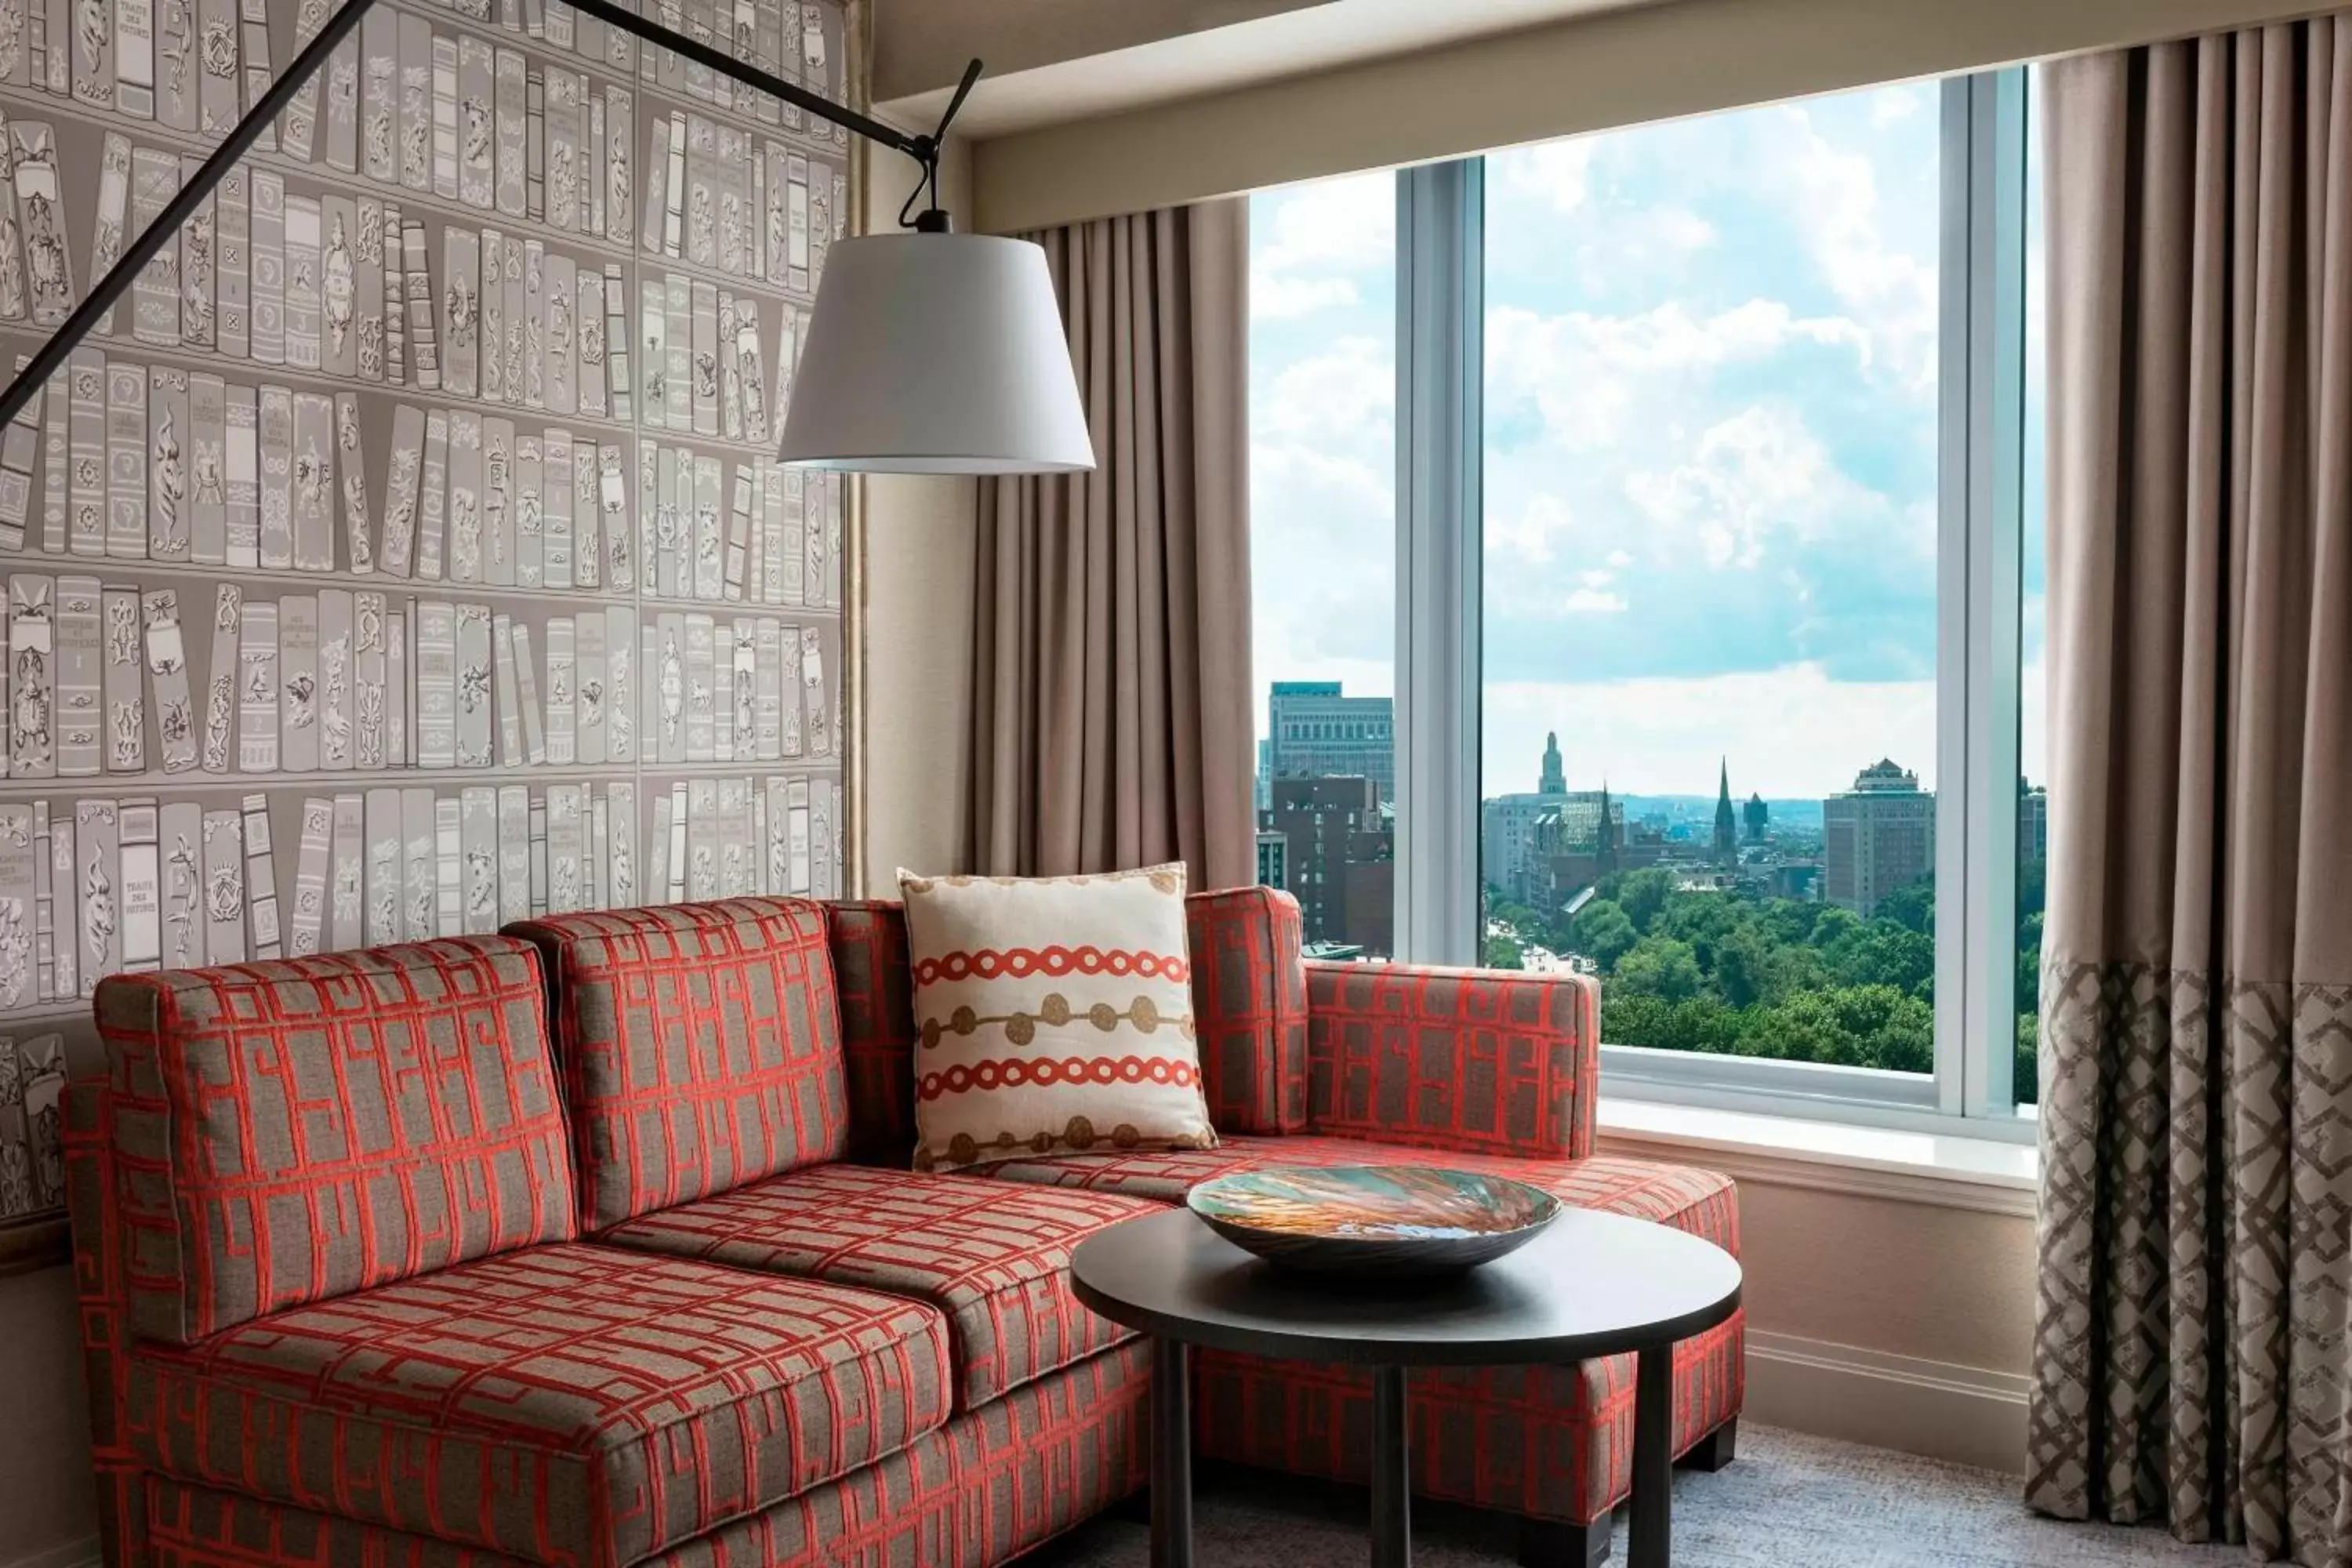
[[0, 1538, 99, 1568], [1745, 1330, 2029, 1475]]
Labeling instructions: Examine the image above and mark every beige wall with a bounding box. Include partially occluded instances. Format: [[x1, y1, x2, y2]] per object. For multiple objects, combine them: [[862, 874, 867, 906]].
[[0, 1265, 95, 1567], [856, 135, 981, 890], [964, 0, 2318, 232]]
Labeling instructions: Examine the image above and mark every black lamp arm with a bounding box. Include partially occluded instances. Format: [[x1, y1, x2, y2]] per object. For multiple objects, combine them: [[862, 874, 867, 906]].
[[0, 0, 981, 437]]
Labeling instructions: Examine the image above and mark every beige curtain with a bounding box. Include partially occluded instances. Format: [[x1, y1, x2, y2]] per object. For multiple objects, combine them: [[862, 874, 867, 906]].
[[2031, 21, 2352, 1563], [965, 200, 1255, 891]]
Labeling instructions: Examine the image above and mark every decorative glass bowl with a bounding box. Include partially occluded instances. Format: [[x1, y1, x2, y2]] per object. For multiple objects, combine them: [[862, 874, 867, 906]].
[[1186, 1165, 1561, 1279]]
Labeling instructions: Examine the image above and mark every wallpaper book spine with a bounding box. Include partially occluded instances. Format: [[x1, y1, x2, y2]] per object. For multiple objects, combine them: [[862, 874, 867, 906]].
[[544, 252, 574, 416], [318, 586, 350, 771], [573, 609, 601, 764], [198, 0, 236, 134], [38, 362, 67, 554], [249, 168, 281, 365], [198, 583, 234, 774], [572, 433, 601, 589], [597, 441, 627, 590], [514, 431, 543, 587], [483, 416, 512, 586], [325, 26, 359, 172], [125, 149, 176, 345], [0, 360, 37, 552], [510, 616, 542, 763], [276, 0, 326, 156], [495, 782, 527, 924], [460, 784, 494, 931], [291, 391, 333, 572], [241, 790, 278, 957], [494, 45, 524, 217], [416, 408, 448, 579], [445, 409, 479, 583], [455, 601, 490, 767], [604, 604, 633, 762], [540, 426, 570, 587], [256, 382, 291, 569], [223, 383, 255, 568], [441, 225, 478, 398], [432, 794, 458, 935], [330, 790, 363, 953], [414, 598, 453, 768], [141, 587, 194, 774], [283, 194, 320, 370], [176, 162, 212, 350], [490, 609, 520, 765], [77, 800, 118, 992], [361, 786, 397, 944], [379, 404, 423, 579], [215, 166, 245, 359], [337, 394, 372, 574], [98, 584, 139, 773], [575, 264, 604, 417], [354, 590, 385, 770], [542, 613, 572, 764], [381, 201, 405, 383], [320, 196, 356, 376], [279, 593, 317, 774], [83, 136, 128, 338], [234, 593, 274, 771], [403, 219, 438, 390], [458, 34, 492, 209], [355, 199, 384, 382], [145, 366, 186, 559], [101, 358, 143, 561], [198, 806, 240, 962], [158, 798, 200, 969], [397, 13, 430, 192], [66, 350, 102, 557], [520, 238, 542, 407], [187, 372, 223, 564], [288, 795, 330, 956], [430, 32, 458, 201], [400, 786, 431, 942], [55, 575, 100, 779]]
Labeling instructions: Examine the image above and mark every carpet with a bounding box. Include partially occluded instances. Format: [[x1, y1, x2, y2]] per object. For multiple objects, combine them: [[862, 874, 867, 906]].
[[1021, 1425, 2245, 1566]]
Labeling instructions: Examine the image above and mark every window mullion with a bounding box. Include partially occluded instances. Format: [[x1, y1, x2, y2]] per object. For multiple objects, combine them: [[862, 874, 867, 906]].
[[1962, 69, 2029, 1116], [1933, 76, 1976, 1117], [1394, 159, 1485, 967]]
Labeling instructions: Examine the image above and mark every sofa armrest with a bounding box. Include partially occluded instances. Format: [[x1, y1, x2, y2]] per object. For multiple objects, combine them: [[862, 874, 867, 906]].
[[1305, 960, 1600, 1161]]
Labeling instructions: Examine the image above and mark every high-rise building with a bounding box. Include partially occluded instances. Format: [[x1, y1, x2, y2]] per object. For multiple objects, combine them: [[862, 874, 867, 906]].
[[1255, 829, 1289, 890], [1266, 682, 1396, 804], [1713, 759, 1738, 866], [1263, 776, 1393, 954], [2018, 782, 2049, 865], [1743, 792, 1769, 844], [1480, 731, 1573, 902], [1824, 759, 1936, 916], [1255, 738, 1274, 813]]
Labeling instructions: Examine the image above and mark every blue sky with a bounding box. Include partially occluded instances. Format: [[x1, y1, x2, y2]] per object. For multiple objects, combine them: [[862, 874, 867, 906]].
[[1250, 81, 2047, 800]]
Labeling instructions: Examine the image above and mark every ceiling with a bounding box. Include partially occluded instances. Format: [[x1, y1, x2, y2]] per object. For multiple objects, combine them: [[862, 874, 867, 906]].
[[874, 0, 1674, 140]]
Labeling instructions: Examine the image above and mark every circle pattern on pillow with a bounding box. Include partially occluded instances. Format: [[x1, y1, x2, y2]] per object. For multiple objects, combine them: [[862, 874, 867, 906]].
[[897, 863, 1218, 1171]]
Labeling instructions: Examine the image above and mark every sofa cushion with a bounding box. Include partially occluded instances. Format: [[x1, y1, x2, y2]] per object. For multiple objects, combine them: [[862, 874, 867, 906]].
[[969, 1134, 1739, 1253], [1188, 887, 1310, 1134], [597, 1163, 1160, 1409], [897, 866, 1218, 1171], [124, 1241, 952, 1568], [90, 938, 574, 1345], [506, 899, 848, 1229]]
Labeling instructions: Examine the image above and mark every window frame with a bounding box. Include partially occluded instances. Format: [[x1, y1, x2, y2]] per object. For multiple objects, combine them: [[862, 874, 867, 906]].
[[1379, 69, 2036, 1141]]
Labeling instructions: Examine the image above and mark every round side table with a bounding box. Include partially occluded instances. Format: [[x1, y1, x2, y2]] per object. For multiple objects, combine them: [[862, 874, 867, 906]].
[[1070, 1204, 1742, 1568]]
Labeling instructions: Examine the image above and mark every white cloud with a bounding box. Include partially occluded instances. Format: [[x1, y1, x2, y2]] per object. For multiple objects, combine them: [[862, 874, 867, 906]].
[[1500, 139, 1595, 216], [1250, 172, 1394, 321], [1870, 85, 1926, 126], [1621, 404, 1864, 568], [1566, 586, 1629, 614]]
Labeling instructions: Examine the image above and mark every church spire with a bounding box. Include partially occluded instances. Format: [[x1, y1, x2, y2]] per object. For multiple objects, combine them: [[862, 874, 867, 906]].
[[1713, 757, 1738, 866]]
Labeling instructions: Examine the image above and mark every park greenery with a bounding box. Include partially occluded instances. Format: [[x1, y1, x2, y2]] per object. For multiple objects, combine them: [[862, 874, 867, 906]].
[[1484, 863, 2042, 1095]]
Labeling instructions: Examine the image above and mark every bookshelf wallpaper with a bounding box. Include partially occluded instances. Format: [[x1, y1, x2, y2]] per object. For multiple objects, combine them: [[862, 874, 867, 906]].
[[0, 0, 855, 1250]]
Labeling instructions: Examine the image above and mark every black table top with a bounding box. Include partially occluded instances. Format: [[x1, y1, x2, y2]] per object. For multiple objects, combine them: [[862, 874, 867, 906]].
[[1069, 1207, 1743, 1366]]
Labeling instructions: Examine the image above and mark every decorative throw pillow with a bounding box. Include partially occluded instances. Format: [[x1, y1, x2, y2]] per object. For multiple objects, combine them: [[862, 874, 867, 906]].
[[898, 863, 1218, 1171]]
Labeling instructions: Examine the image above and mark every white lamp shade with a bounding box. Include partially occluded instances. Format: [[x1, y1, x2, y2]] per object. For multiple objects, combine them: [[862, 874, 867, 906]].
[[777, 232, 1096, 475]]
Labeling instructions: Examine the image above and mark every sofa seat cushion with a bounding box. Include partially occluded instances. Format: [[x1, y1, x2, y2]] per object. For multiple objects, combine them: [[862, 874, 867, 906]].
[[597, 1163, 1163, 1410], [969, 1134, 1739, 1254], [125, 1241, 953, 1568]]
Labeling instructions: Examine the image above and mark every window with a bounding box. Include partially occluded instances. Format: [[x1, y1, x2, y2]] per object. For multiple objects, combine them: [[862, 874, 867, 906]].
[[1249, 172, 1399, 960], [1247, 72, 2035, 1136], [1482, 88, 1944, 1087]]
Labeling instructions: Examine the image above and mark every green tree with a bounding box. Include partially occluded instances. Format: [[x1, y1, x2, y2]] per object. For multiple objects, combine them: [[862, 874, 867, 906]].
[[1875, 877, 1935, 935], [1711, 923, 1777, 1008], [1484, 935, 1524, 970], [1617, 869, 1675, 933], [1571, 898, 1639, 971], [1613, 935, 1704, 1003], [1827, 921, 1935, 996]]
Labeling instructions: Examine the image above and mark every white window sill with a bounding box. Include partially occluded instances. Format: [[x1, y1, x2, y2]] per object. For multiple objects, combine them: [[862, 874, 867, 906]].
[[1594, 1096, 2039, 1219]]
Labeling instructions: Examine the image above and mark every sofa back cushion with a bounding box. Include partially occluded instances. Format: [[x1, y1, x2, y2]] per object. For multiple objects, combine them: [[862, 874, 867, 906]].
[[90, 938, 573, 1346], [508, 898, 847, 1229], [826, 886, 1308, 1155]]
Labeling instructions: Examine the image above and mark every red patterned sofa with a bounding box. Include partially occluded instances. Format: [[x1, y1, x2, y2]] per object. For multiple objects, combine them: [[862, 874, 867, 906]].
[[63, 887, 1738, 1568]]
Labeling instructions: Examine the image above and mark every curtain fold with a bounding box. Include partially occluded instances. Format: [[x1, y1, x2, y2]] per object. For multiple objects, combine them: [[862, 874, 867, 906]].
[[2031, 20, 2352, 1564], [964, 200, 1254, 892]]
